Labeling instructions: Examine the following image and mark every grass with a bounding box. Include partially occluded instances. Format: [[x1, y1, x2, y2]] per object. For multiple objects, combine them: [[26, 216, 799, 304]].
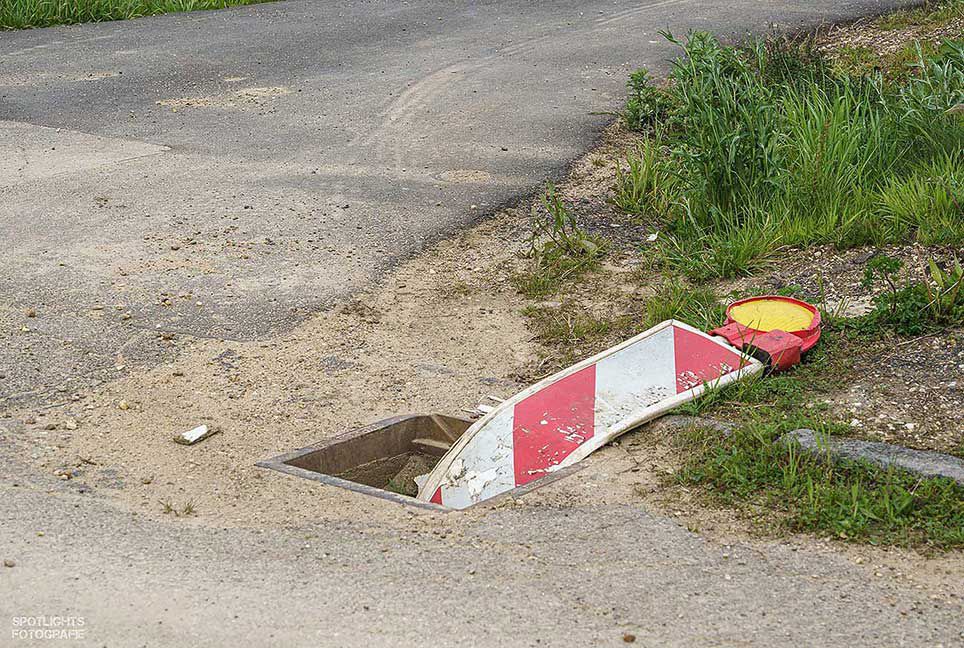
[[833, 41, 943, 79], [521, 273, 735, 370], [831, 0, 964, 77], [876, 0, 964, 30], [642, 279, 724, 330], [0, 0, 272, 29], [616, 31, 964, 281], [512, 4, 964, 550], [613, 135, 679, 219], [515, 200, 963, 548], [522, 304, 633, 368], [678, 423, 964, 549], [592, 269, 964, 549]]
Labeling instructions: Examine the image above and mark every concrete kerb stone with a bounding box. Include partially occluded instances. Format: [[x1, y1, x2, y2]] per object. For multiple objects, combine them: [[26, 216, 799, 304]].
[[780, 429, 964, 485]]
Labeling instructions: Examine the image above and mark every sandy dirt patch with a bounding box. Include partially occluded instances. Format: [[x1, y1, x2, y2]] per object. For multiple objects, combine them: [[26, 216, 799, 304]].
[[11, 212, 535, 528], [157, 86, 292, 111]]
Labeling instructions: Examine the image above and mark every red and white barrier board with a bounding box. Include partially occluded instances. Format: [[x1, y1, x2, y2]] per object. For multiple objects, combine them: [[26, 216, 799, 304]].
[[416, 320, 763, 509]]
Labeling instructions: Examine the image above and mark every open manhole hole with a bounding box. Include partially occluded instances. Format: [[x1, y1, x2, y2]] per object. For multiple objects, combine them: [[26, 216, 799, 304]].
[[257, 414, 582, 511]]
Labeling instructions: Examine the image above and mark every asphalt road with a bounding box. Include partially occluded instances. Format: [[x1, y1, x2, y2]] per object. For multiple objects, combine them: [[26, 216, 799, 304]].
[[6, 1, 958, 647], [0, 0, 913, 404], [2, 441, 963, 648]]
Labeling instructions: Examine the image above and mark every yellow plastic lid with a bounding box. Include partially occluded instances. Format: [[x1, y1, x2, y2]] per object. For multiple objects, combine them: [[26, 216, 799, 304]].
[[729, 297, 816, 333]]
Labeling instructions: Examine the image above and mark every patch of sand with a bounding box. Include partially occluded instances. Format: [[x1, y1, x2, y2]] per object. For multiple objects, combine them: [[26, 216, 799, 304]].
[[15, 212, 535, 529], [156, 86, 292, 111]]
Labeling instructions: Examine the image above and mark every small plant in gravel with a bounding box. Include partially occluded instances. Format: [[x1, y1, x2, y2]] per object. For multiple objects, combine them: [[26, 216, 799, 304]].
[[862, 254, 904, 310], [515, 183, 604, 297], [860, 253, 964, 335], [159, 499, 198, 517], [385, 477, 415, 497]]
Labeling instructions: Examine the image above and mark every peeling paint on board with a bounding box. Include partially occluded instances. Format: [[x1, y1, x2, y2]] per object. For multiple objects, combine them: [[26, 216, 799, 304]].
[[417, 320, 763, 509]]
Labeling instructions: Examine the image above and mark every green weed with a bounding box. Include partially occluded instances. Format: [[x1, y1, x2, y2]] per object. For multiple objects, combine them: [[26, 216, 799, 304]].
[[925, 256, 964, 320], [860, 253, 964, 335], [514, 183, 604, 298], [624, 69, 672, 131], [385, 477, 416, 497], [159, 499, 197, 517]]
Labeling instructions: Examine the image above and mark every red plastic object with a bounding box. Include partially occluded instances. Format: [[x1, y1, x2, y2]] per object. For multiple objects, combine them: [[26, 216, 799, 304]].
[[749, 329, 803, 372], [709, 296, 822, 372]]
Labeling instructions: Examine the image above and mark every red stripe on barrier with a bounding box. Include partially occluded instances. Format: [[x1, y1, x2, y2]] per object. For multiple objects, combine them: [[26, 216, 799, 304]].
[[511, 365, 596, 487], [430, 487, 443, 505], [673, 325, 743, 393]]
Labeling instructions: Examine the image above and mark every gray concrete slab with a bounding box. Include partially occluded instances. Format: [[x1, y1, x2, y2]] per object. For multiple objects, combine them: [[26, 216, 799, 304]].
[[0, 0, 916, 405], [0, 120, 168, 186]]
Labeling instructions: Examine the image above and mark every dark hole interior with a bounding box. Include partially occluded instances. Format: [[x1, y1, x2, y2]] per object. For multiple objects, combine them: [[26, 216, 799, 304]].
[[284, 414, 472, 497]]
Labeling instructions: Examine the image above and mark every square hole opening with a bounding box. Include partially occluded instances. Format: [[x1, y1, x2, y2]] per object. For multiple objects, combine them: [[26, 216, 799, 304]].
[[258, 413, 585, 511], [257, 414, 470, 510]]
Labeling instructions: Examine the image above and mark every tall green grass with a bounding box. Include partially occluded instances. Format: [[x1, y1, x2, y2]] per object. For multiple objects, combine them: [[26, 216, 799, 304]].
[[619, 33, 964, 280], [0, 0, 272, 29]]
